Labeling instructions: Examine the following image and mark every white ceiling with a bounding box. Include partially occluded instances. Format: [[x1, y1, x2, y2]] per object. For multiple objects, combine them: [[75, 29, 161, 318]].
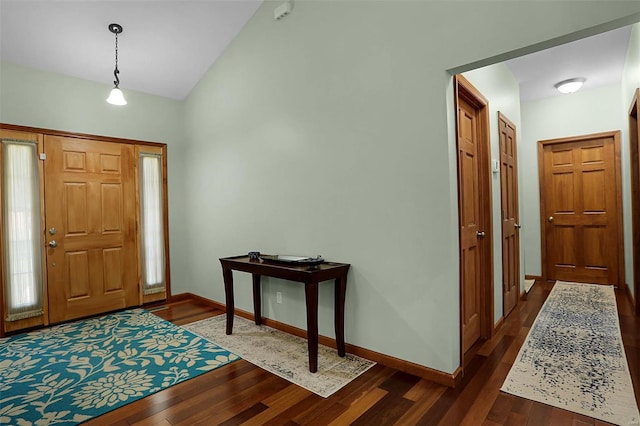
[[505, 25, 632, 102], [0, 1, 633, 102], [0, 0, 263, 100]]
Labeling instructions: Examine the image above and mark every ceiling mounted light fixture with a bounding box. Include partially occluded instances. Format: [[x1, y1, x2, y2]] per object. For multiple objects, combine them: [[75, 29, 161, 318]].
[[554, 77, 586, 94], [106, 23, 127, 106]]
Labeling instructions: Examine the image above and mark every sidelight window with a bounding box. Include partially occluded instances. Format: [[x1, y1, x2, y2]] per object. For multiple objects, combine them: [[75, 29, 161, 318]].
[[1, 139, 43, 321], [139, 153, 166, 294]]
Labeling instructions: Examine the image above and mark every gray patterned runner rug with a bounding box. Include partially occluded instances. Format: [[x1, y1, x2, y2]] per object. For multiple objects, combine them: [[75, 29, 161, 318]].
[[184, 315, 375, 398], [501, 281, 639, 425]]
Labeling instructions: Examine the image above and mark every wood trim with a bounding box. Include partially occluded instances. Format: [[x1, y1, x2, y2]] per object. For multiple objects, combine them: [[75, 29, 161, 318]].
[[453, 75, 494, 366], [538, 131, 624, 286], [161, 145, 172, 299], [0, 137, 3, 337], [537, 141, 548, 282], [493, 316, 505, 334], [174, 292, 462, 388], [629, 88, 640, 316], [524, 274, 542, 281], [613, 131, 625, 288], [38, 134, 49, 329], [0, 123, 165, 148], [497, 112, 516, 129], [134, 146, 143, 303]]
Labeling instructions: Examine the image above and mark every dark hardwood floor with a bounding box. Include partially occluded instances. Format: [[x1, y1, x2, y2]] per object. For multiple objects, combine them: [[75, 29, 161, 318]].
[[85, 281, 640, 425]]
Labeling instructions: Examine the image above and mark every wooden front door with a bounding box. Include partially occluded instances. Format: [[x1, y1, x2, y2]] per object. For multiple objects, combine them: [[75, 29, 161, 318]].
[[539, 132, 623, 285], [44, 135, 138, 323], [499, 113, 520, 316], [455, 75, 492, 356]]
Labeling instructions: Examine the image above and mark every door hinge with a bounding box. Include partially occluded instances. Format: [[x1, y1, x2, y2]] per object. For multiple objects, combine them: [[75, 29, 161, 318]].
[[39, 153, 46, 160]]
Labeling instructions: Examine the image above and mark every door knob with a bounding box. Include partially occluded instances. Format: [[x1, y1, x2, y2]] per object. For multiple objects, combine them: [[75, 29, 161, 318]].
[[48, 240, 58, 248], [476, 231, 486, 238], [548, 216, 554, 223], [514, 223, 521, 229]]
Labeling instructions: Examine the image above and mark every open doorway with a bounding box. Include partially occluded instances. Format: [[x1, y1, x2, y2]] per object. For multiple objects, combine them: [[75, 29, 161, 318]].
[[452, 21, 638, 310], [629, 89, 640, 315]]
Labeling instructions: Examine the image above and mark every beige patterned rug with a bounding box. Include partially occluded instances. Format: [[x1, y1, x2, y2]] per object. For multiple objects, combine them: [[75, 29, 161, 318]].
[[524, 278, 535, 293], [501, 281, 640, 425], [184, 315, 375, 398]]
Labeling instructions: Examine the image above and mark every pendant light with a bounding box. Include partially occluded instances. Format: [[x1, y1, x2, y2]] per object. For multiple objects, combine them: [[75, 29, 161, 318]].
[[106, 23, 127, 106]]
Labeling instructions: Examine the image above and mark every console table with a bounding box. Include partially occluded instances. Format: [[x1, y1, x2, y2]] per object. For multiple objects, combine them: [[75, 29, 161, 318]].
[[219, 255, 351, 373]]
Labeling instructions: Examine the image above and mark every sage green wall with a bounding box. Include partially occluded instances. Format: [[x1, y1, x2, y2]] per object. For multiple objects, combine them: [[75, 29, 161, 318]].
[[621, 22, 640, 297], [462, 63, 523, 325], [623, 23, 640, 107], [183, 1, 640, 373], [0, 61, 189, 290], [520, 84, 627, 282]]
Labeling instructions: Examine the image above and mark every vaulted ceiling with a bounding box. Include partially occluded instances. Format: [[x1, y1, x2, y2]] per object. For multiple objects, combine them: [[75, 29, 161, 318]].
[[0, 0, 262, 100], [0, 1, 634, 102]]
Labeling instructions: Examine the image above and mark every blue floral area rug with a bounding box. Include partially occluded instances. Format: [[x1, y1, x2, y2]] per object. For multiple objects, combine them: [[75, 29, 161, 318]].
[[0, 309, 239, 425], [501, 281, 640, 426]]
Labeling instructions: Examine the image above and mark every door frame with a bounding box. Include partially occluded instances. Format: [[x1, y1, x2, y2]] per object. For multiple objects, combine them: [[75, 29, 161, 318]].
[[537, 131, 625, 285], [454, 75, 494, 365], [629, 89, 640, 315]]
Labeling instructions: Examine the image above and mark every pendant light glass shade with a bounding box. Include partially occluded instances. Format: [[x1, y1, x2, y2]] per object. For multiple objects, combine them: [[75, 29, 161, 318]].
[[107, 87, 127, 105]]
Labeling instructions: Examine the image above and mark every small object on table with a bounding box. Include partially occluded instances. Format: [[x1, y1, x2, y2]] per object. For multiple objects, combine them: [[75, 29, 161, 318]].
[[259, 254, 324, 266], [248, 251, 261, 261]]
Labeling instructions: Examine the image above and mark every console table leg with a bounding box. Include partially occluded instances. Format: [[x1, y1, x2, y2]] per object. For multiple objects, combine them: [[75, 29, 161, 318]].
[[305, 281, 319, 373], [252, 274, 262, 325], [335, 276, 347, 357], [223, 268, 234, 335]]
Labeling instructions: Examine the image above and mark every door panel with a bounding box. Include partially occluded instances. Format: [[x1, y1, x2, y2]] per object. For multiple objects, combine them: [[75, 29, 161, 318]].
[[458, 96, 482, 353], [45, 135, 138, 323], [499, 113, 519, 316], [541, 133, 621, 285]]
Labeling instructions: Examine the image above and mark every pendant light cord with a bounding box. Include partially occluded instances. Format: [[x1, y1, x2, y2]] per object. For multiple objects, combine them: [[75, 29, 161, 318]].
[[113, 31, 120, 88]]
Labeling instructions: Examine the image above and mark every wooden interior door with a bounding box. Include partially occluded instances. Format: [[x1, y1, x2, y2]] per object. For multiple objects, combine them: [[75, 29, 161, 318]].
[[539, 132, 623, 285], [45, 135, 138, 323], [455, 75, 492, 356], [499, 113, 520, 316], [629, 89, 640, 316], [458, 96, 482, 353]]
